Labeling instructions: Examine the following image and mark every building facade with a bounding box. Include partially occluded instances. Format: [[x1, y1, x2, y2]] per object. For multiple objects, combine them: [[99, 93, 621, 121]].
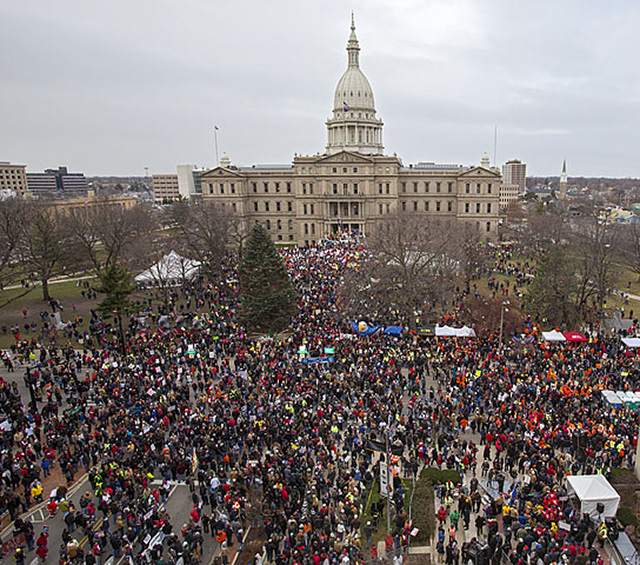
[[502, 159, 527, 194], [26, 166, 88, 198], [0, 162, 28, 195], [201, 17, 501, 246], [152, 174, 180, 202]]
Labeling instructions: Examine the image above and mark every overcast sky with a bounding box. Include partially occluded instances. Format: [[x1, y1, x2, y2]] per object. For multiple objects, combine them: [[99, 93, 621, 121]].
[[1, 0, 639, 177]]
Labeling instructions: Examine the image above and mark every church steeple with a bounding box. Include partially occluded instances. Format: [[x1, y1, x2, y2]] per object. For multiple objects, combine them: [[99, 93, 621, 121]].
[[559, 159, 568, 199]]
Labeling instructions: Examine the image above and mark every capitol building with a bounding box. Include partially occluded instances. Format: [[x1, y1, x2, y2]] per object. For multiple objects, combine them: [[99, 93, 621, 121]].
[[202, 16, 501, 246]]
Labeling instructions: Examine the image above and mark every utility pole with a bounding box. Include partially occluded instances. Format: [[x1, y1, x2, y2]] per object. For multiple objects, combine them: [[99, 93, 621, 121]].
[[499, 300, 510, 348]]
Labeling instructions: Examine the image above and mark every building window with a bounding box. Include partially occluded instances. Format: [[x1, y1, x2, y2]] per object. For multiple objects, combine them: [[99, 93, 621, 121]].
[[266, 220, 271, 230], [254, 202, 258, 212], [309, 183, 313, 194], [277, 235, 283, 241], [230, 183, 235, 194], [476, 183, 481, 194], [220, 183, 224, 194], [302, 183, 307, 195], [288, 201, 293, 212], [332, 167, 337, 173], [289, 235, 294, 241], [277, 219, 282, 230], [275, 182, 280, 192], [413, 201, 418, 211], [465, 203, 470, 213], [310, 204, 314, 214], [286, 182, 291, 193], [487, 183, 492, 194], [436, 182, 441, 193], [303, 204, 308, 215], [263, 182, 268, 193], [378, 183, 383, 194], [311, 224, 315, 235], [487, 203, 492, 213], [401, 182, 406, 193], [486, 222, 491, 232], [353, 167, 358, 173], [304, 223, 309, 235], [436, 201, 441, 212], [302, 168, 306, 174], [413, 182, 418, 193], [353, 183, 358, 194], [209, 183, 214, 195], [265, 202, 270, 212], [333, 183, 338, 194], [465, 183, 470, 194], [232, 202, 236, 211], [379, 204, 383, 214], [402, 202, 407, 211], [343, 183, 348, 194], [447, 201, 452, 212], [476, 203, 481, 213], [424, 182, 430, 193], [386, 203, 390, 213], [424, 201, 429, 212], [252, 182, 257, 193], [276, 201, 281, 212], [386, 183, 390, 194], [288, 220, 293, 229]]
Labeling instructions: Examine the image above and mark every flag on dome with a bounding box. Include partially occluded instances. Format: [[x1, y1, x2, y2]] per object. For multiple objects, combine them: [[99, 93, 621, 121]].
[[343, 101, 350, 112]]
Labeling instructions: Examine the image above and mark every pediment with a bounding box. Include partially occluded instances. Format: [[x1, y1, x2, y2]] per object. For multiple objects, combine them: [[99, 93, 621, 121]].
[[313, 151, 375, 165], [200, 167, 245, 179], [459, 166, 501, 178]]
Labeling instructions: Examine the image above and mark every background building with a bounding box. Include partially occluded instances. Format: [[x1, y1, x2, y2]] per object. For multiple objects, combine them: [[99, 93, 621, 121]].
[[0, 162, 28, 196], [152, 174, 180, 202], [499, 184, 521, 210], [176, 164, 205, 199], [26, 166, 88, 198], [502, 159, 527, 194], [201, 18, 501, 246]]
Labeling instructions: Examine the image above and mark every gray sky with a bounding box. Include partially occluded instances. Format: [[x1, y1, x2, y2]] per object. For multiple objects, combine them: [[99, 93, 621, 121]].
[[1, 0, 639, 177]]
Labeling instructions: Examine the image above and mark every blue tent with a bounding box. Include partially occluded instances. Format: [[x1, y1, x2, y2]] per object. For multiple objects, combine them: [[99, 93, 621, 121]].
[[384, 326, 404, 337]]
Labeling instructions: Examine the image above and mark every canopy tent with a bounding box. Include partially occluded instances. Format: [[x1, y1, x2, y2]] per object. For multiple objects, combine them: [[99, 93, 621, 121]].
[[135, 251, 201, 286], [601, 390, 623, 409], [563, 331, 588, 343], [566, 475, 620, 520], [454, 326, 476, 338], [542, 330, 566, 342], [383, 326, 404, 337], [435, 325, 456, 337], [622, 337, 640, 348]]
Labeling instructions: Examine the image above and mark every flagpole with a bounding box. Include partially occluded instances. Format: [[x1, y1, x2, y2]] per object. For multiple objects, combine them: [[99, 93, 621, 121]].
[[214, 126, 220, 167]]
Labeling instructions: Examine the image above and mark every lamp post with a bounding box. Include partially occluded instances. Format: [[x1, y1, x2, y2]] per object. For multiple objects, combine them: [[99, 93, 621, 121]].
[[499, 299, 510, 348]]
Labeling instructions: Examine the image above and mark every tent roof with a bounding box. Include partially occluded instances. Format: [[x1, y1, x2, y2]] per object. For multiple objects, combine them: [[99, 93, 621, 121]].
[[135, 250, 201, 284], [622, 337, 640, 348], [542, 330, 566, 342], [566, 474, 620, 502], [435, 325, 456, 337], [455, 326, 476, 337]]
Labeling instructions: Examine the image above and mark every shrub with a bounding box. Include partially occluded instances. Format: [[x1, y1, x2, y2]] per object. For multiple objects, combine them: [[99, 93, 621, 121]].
[[617, 507, 638, 527]]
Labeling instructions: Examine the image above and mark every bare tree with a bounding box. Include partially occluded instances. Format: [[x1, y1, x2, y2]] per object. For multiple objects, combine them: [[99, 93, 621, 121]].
[[18, 202, 69, 301], [0, 197, 28, 286], [454, 222, 487, 294], [67, 200, 157, 275], [170, 201, 239, 280], [618, 221, 640, 282], [338, 212, 456, 328]]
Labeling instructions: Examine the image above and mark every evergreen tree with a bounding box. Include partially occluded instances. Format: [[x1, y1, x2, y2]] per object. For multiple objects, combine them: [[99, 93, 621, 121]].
[[238, 224, 297, 333], [95, 264, 136, 352]]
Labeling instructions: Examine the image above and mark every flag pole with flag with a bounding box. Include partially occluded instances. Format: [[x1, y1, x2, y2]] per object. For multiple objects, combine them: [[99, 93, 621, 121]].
[[214, 125, 220, 167]]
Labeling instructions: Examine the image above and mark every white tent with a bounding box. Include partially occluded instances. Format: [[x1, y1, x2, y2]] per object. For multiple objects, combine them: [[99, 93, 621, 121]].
[[566, 475, 620, 520], [622, 337, 640, 348], [135, 251, 201, 286], [542, 330, 566, 342], [435, 325, 456, 337], [454, 326, 476, 338]]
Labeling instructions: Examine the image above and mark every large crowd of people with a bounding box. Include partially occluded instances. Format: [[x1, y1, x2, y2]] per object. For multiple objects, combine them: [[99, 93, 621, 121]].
[[0, 236, 637, 565]]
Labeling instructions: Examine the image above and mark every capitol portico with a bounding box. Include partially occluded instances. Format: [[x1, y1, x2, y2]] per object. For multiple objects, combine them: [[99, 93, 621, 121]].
[[201, 16, 501, 246]]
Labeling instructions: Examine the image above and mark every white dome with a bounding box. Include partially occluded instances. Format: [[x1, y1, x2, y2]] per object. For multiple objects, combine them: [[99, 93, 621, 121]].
[[334, 68, 375, 113]]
